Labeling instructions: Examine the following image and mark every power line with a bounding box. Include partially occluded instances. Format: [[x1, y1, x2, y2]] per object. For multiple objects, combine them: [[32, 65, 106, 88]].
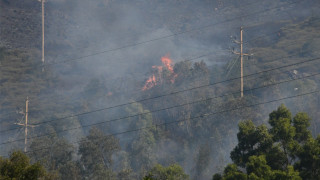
[[1, 58, 319, 145], [0, 36, 310, 122], [0, 5, 314, 116], [1, 54, 319, 133], [0, 0, 303, 70], [0, 0, 316, 155], [0, 53, 308, 129], [28, 21, 320, 100], [34, 0, 305, 68], [5, 35, 315, 119], [0, 1, 313, 98], [242, 17, 320, 46], [46, 29, 317, 100], [0, 51, 218, 119], [0, 1, 315, 130], [16, 88, 320, 157], [41, 0, 263, 59], [0, 37, 317, 127]]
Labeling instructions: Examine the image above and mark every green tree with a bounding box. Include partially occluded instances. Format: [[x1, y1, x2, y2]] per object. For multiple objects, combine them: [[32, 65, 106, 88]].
[[28, 126, 77, 179], [273, 165, 301, 180], [293, 112, 312, 143], [143, 164, 189, 180], [222, 164, 247, 180], [295, 136, 320, 179], [268, 104, 295, 161], [212, 173, 222, 180], [264, 144, 287, 170], [125, 103, 158, 176], [214, 105, 320, 179], [246, 155, 274, 180], [0, 151, 53, 179], [78, 127, 120, 179], [230, 120, 273, 167], [214, 156, 301, 180], [58, 161, 81, 180]]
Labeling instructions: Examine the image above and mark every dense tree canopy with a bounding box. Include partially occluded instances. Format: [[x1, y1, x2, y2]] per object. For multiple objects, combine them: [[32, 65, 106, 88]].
[[214, 105, 320, 180], [0, 151, 53, 179], [78, 127, 120, 179], [143, 164, 189, 180]]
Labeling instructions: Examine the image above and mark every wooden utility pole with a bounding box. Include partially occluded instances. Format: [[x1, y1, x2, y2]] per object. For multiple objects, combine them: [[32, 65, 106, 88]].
[[42, 0, 45, 64], [24, 97, 29, 152], [232, 27, 249, 98], [40, 0, 45, 71], [15, 97, 36, 152], [240, 27, 244, 97]]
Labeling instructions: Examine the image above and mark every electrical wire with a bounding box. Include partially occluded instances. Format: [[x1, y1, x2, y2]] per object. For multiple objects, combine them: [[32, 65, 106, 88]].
[[0, 2, 315, 116], [0, 0, 303, 70], [1, 53, 319, 132], [1, 56, 319, 146], [4, 34, 316, 120], [14, 87, 320, 157]]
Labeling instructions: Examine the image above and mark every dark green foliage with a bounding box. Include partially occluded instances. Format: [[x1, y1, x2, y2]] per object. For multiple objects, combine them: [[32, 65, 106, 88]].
[[222, 164, 247, 180], [230, 120, 273, 167], [143, 164, 189, 180], [265, 145, 287, 170], [0, 151, 53, 179], [295, 136, 320, 179], [293, 112, 312, 142], [216, 105, 320, 180], [212, 173, 222, 180], [246, 155, 273, 179], [269, 105, 295, 145]]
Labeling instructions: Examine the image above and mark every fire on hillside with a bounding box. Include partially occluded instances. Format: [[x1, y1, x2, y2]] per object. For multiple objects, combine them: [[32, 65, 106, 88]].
[[142, 55, 177, 91]]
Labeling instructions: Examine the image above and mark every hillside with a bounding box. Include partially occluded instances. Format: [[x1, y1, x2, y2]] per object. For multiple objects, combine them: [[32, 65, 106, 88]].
[[1, 0, 320, 179]]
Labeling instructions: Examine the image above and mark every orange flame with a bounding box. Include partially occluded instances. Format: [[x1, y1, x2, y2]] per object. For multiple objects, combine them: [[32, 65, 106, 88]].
[[162, 55, 177, 83], [142, 55, 178, 91], [142, 74, 157, 91], [161, 56, 174, 73], [171, 73, 178, 83]]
